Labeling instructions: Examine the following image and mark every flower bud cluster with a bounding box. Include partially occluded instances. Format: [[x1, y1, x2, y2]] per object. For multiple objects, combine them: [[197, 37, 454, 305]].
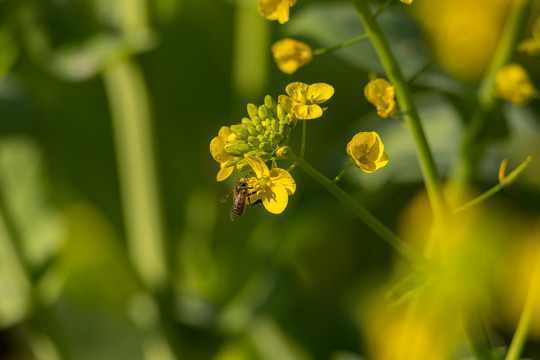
[[223, 95, 295, 171]]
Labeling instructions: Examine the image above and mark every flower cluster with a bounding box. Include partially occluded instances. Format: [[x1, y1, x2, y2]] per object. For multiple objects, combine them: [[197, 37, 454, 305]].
[[211, 82, 389, 217], [210, 95, 295, 181], [495, 63, 537, 105]]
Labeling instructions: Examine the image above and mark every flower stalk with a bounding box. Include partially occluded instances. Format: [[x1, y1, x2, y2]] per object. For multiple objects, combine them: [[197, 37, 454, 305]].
[[284, 148, 427, 266]]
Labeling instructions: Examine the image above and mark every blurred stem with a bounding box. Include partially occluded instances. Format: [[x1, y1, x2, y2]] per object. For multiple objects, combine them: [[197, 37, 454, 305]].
[[373, 0, 393, 19], [505, 244, 540, 360], [312, 33, 370, 56], [352, 0, 450, 228], [103, 61, 168, 292], [285, 149, 427, 266], [332, 161, 355, 184], [453, 156, 532, 214], [453, 0, 531, 194], [407, 57, 435, 85]]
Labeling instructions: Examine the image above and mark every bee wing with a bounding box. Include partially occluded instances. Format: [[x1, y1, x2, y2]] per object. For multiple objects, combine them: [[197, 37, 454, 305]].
[[220, 189, 234, 203], [230, 207, 237, 221]]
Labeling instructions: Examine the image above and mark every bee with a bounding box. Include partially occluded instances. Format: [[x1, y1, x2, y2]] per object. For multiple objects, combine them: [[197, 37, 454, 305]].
[[221, 177, 261, 220]]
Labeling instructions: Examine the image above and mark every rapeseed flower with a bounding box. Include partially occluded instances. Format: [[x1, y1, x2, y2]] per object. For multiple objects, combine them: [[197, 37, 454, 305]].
[[347, 132, 389, 173], [279, 82, 334, 120], [244, 155, 296, 214], [210, 126, 241, 181], [518, 17, 540, 56], [258, 0, 296, 24], [495, 63, 536, 105], [400, 0, 413, 4], [271, 39, 313, 74], [364, 78, 396, 118]]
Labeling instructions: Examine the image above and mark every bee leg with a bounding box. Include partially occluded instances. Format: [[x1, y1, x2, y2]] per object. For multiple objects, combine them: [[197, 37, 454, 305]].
[[247, 193, 262, 206]]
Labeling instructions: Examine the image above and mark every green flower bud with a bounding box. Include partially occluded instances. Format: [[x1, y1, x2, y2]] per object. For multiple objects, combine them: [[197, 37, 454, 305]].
[[259, 142, 274, 152], [279, 124, 290, 137], [258, 105, 270, 120], [230, 124, 243, 134], [236, 159, 251, 171], [264, 95, 277, 113], [248, 136, 260, 147], [248, 127, 259, 136], [236, 129, 249, 140], [271, 119, 279, 133], [271, 133, 283, 145], [241, 117, 252, 126], [251, 116, 261, 126], [247, 103, 258, 119], [258, 134, 266, 143], [264, 129, 272, 138], [256, 124, 265, 133], [277, 104, 287, 122]]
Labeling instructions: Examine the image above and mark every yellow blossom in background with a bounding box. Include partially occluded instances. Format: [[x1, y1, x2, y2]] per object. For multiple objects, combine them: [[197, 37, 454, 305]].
[[518, 17, 540, 56], [271, 39, 313, 74], [278, 82, 334, 120], [412, 0, 512, 82], [495, 63, 536, 105], [244, 155, 296, 214], [347, 132, 389, 173], [364, 79, 396, 118], [258, 0, 297, 24], [400, 0, 413, 4], [210, 126, 240, 181]]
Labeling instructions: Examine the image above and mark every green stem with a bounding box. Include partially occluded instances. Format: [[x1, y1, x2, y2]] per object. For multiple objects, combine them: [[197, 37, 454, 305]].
[[407, 57, 435, 85], [372, 0, 393, 19], [352, 0, 450, 225], [288, 119, 307, 172], [312, 33, 370, 56], [505, 244, 540, 360], [454, 0, 532, 190], [453, 156, 532, 214], [332, 161, 355, 184], [285, 149, 427, 265]]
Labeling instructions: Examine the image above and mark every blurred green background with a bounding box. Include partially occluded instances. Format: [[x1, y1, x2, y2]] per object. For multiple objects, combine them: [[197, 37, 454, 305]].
[[1, 0, 540, 359]]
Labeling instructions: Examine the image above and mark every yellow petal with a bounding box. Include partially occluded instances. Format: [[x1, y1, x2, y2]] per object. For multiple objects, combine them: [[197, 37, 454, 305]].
[[269, 168, 296, 195], [217, 165, 234, 182], [306, 83, 335, 104], [257, 0, 296, 24], [210, 127, 234, 163], [279, 95, 295, 114], [291, 103, 323, 120], [245, 155, 270, 179], [262, 186, 289, 214], [285, 82, 309, 101], [495, 63, 536, 105]]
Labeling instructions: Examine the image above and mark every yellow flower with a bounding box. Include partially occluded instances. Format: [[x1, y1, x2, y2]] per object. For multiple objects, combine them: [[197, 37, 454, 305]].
[[244, 155, 296, 214], [271, 39, 313, 74], [364, 78, 396, 118], [346, 132, 389, 173], [518, 17, 540, 56], [495, 63, 536, 105], [258, 0, 297, 24], [210, 126, 240, 181], [278, 82, 334, 120], [400, 0, 413, 4]]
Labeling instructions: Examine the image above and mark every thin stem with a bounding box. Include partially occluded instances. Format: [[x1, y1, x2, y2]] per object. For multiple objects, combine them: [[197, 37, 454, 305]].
[[373, 0, 393, 19], [332, 161, 355, 183], [505, 245, 540, 360], [453, 0, 532, 190], [285, 149, 428, 266], [312, 33, 370, 56], [407, 57, 435, 85], [453, 156, 532, 214], [352, 0, 450, 225], [288, 119, 307, 172]]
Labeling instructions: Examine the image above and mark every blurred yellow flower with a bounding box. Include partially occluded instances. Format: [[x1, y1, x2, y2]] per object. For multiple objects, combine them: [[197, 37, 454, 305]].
[[364, 79, 396, 118], [258, 0, 297, 24], [244, 155, 296, 214], [271, 39, 313, 74], [278, 82, 334, 120], [495, 63, 536, 105], [518, 17, 540, 56], [400, 0, 413, 4], [210, 126, 239, 181], [346, 132, 389, 173], [412, 0, 512, 82]]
